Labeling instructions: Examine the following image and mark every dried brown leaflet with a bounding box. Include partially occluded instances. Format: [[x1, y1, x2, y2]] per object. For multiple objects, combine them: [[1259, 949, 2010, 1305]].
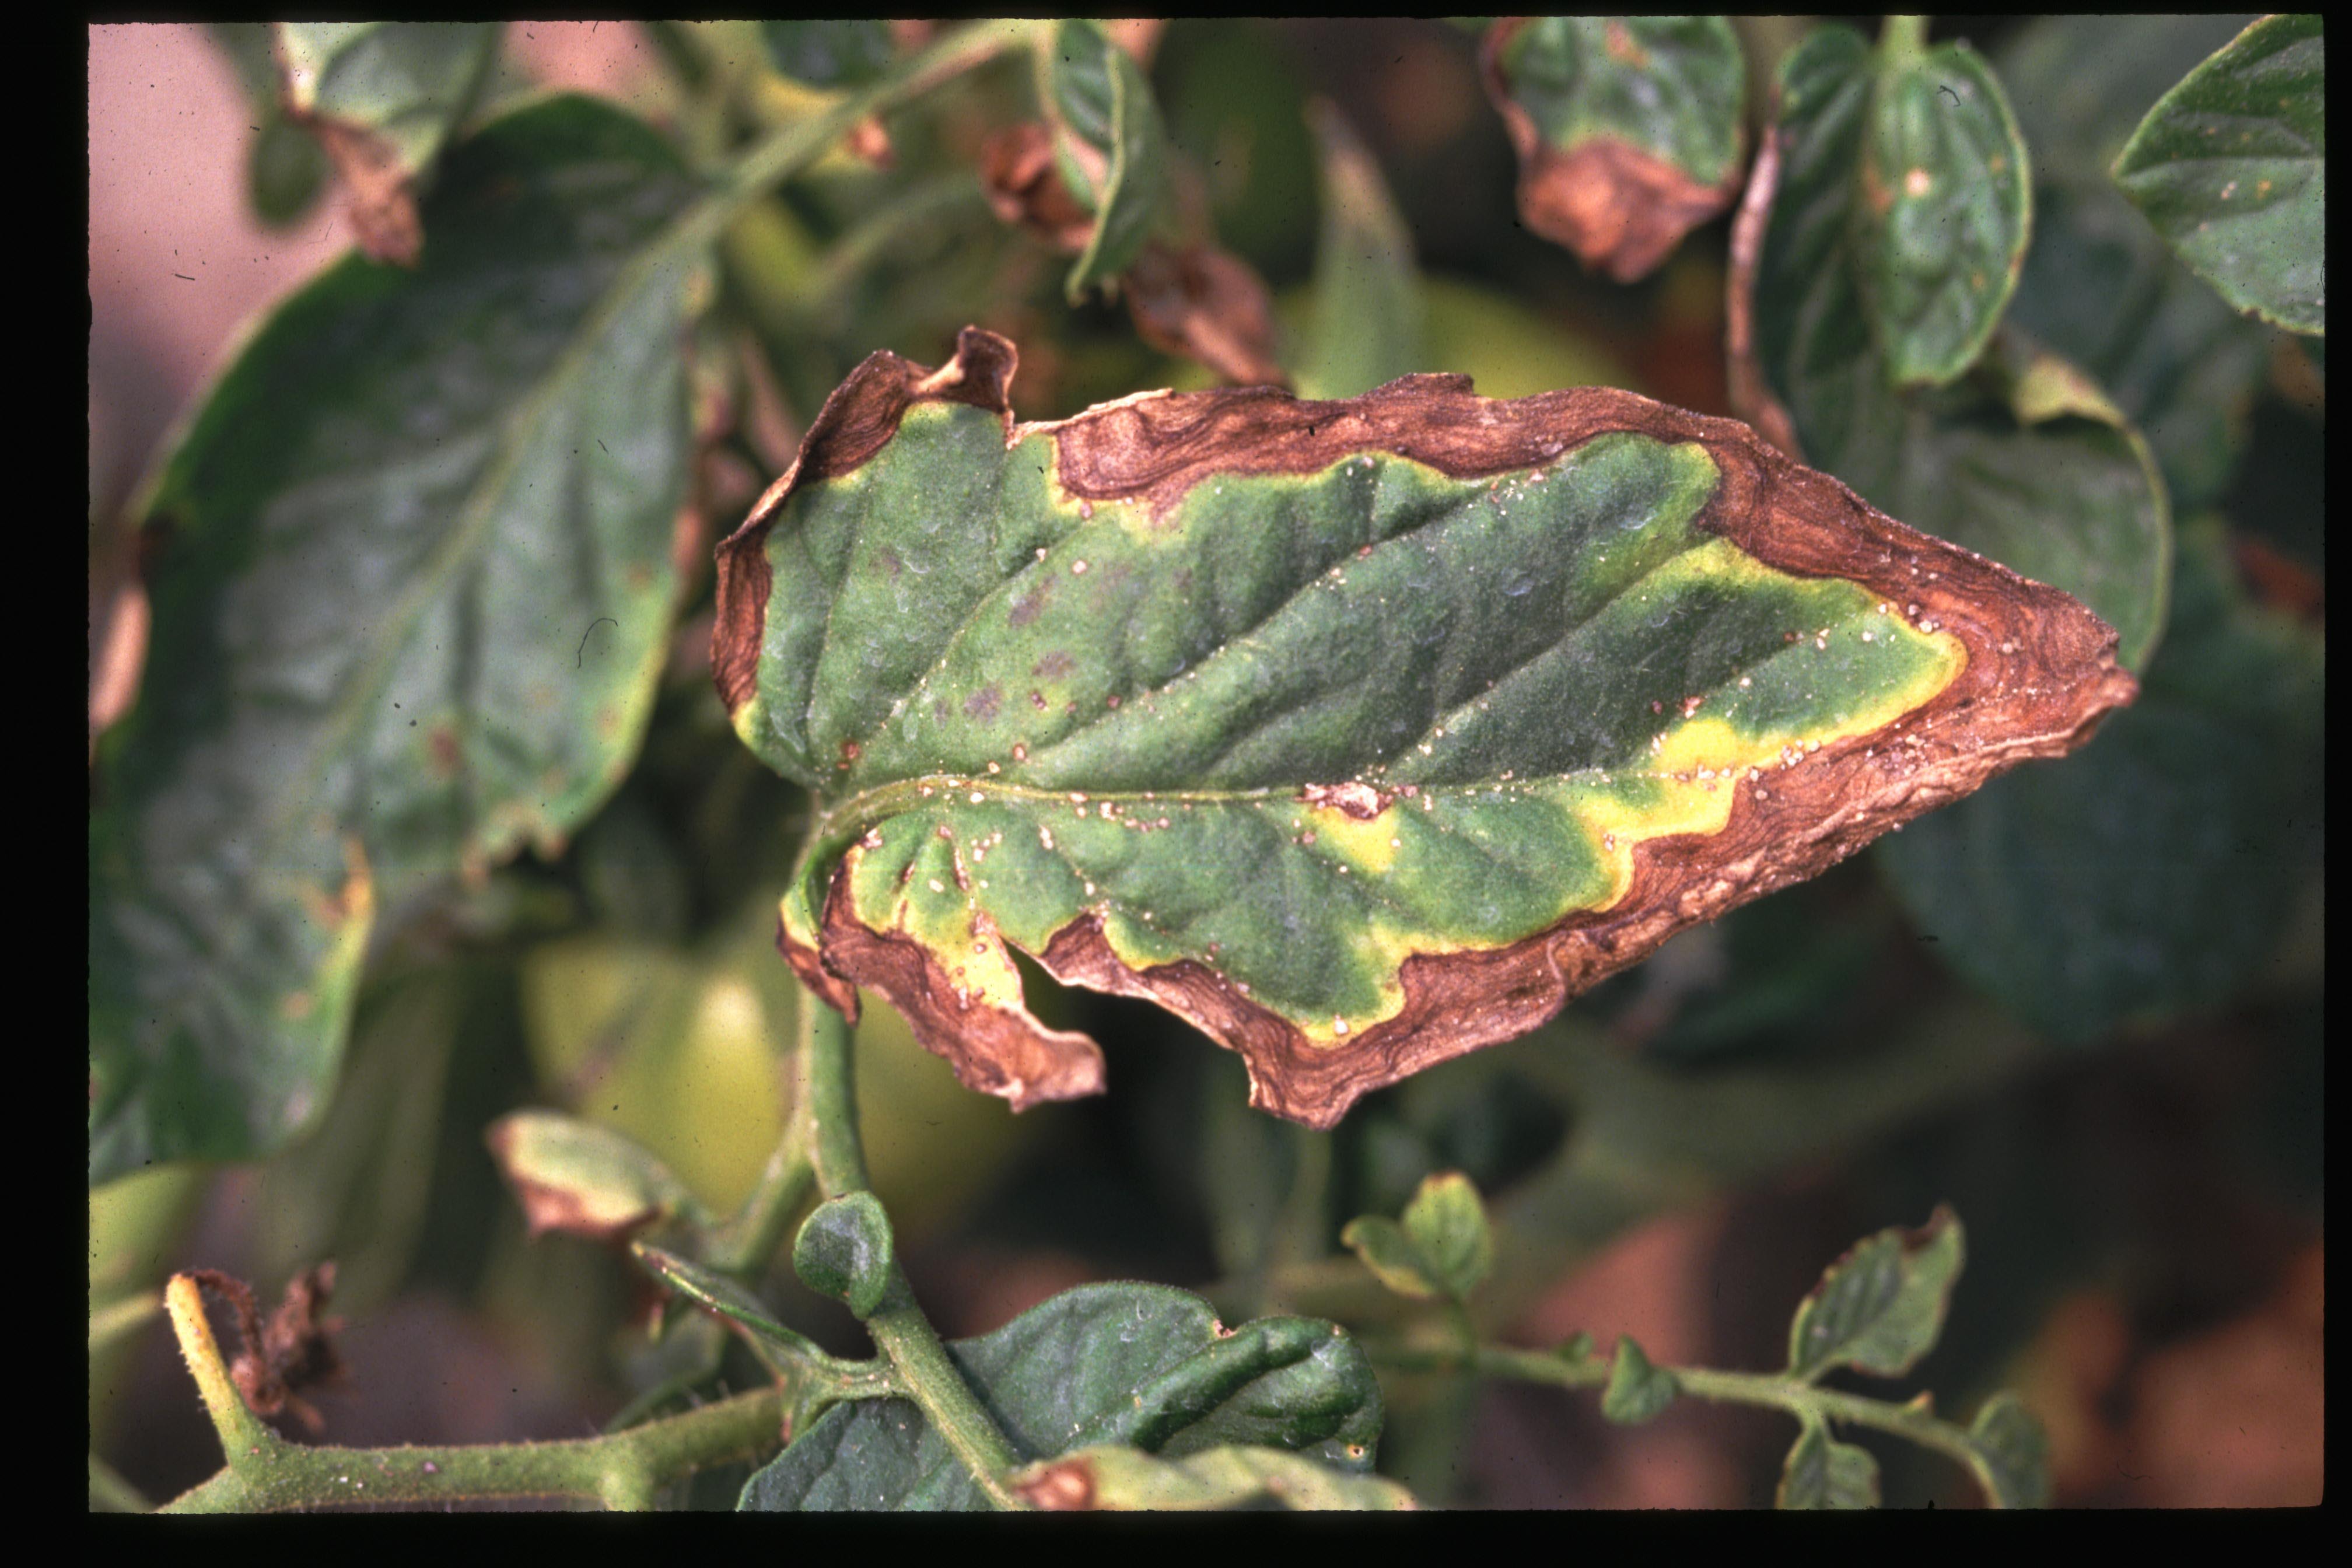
[[977, 123, 1286, 388], [1480, 18, 1744, 284]]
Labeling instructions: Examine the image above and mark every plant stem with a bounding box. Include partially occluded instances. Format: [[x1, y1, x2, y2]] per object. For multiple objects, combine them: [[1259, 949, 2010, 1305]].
[[696, 21, 1046, 251], [797, 986, 1031, 1510], [799, 998, 870, 1194], [1370, 1338, 2001, 1505], [162, 1272, 786, 1511], [1878, 15, 1930, 66]]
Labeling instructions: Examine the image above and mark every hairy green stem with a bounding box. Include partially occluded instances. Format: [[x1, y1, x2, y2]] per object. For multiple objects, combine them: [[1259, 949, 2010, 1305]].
[[1371, 1338, 2000, 1505], [797, 989, 1032, 1510], [160, 1273, 784, 1511]]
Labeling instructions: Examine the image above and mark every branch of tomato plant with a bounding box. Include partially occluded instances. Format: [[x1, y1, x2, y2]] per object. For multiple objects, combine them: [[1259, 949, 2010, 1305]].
[[156, 1272, 785, 1512], [803, 170, 998, 313], [626, 20, 1053, 313], [1367, 1336, 2007, 1506], [795, 994, 1035, 1511]]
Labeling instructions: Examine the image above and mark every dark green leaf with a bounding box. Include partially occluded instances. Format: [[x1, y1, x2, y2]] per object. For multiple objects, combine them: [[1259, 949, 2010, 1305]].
[[1877, 519, 2323, 1041], [1014, 1443, 1417, 1510], [739, 1283, 1382, 1511], [1856, 38, 2029, 386], [759, 20, 894, 89], [1964, 1391, 2053, 1508], [1776, 1416, 1880, 1508], [1599, 1334, 1676, 1423], [1735, 24, 2171, 670], [1295, 99, 1423, 401], [1998, 15, 2272, 513], [2115, 15, 2326, 335], [1041, 20, 1170, 300], [250, 116, 331, 228], [1401, 1171, 1494, 1302], [1786, 1206, 1963, 1381], [88, 99, 701, 1183], [487, 1110, 707, 1244], [1479, 16, 1745, 281], [207, 25, 330, 228], [277, 23, 502, 263], [713, 328, 2132, 1129], [793, 1192, 896, 1319]]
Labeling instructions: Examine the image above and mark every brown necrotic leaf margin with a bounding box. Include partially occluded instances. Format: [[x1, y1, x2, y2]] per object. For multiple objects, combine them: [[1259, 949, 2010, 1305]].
[[715, 327, 2136, 1129], [1479, 18, 1744, 284]]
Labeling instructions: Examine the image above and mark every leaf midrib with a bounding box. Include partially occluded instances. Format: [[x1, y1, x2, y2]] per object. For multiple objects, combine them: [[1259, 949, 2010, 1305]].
[[839, 442, 1724, 796]]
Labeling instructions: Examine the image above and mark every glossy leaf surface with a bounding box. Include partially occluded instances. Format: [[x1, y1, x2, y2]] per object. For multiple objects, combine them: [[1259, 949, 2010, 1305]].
[[716, 327, 2133, 1128], [2114, 15, 2326, 335], [1040, 19, 1170, 301], [89, 98, 700, 1183], [1997, 15, 2273, 513], [793, 1192, 896, 1319], [1734, 26, 2171, 671], [1855, 36, 2030, 386], [738, 1282, 1382, 1511], [1014, 1443, 1416, 1510], [1479, 17, 1745, 282], [1786, 1206, 1962, 1381], [1878, 520, 2324, 1041]]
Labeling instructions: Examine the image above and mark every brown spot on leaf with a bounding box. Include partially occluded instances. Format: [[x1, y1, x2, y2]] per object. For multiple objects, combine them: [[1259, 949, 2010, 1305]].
[[963, 685, 1004, 721], [1009, 575, 1054, 626], [1480, 19, 1742, 283], [1033, 650, 1077, 680], [1300, 780, 1391, 820], [428, 723, 460, 778]]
